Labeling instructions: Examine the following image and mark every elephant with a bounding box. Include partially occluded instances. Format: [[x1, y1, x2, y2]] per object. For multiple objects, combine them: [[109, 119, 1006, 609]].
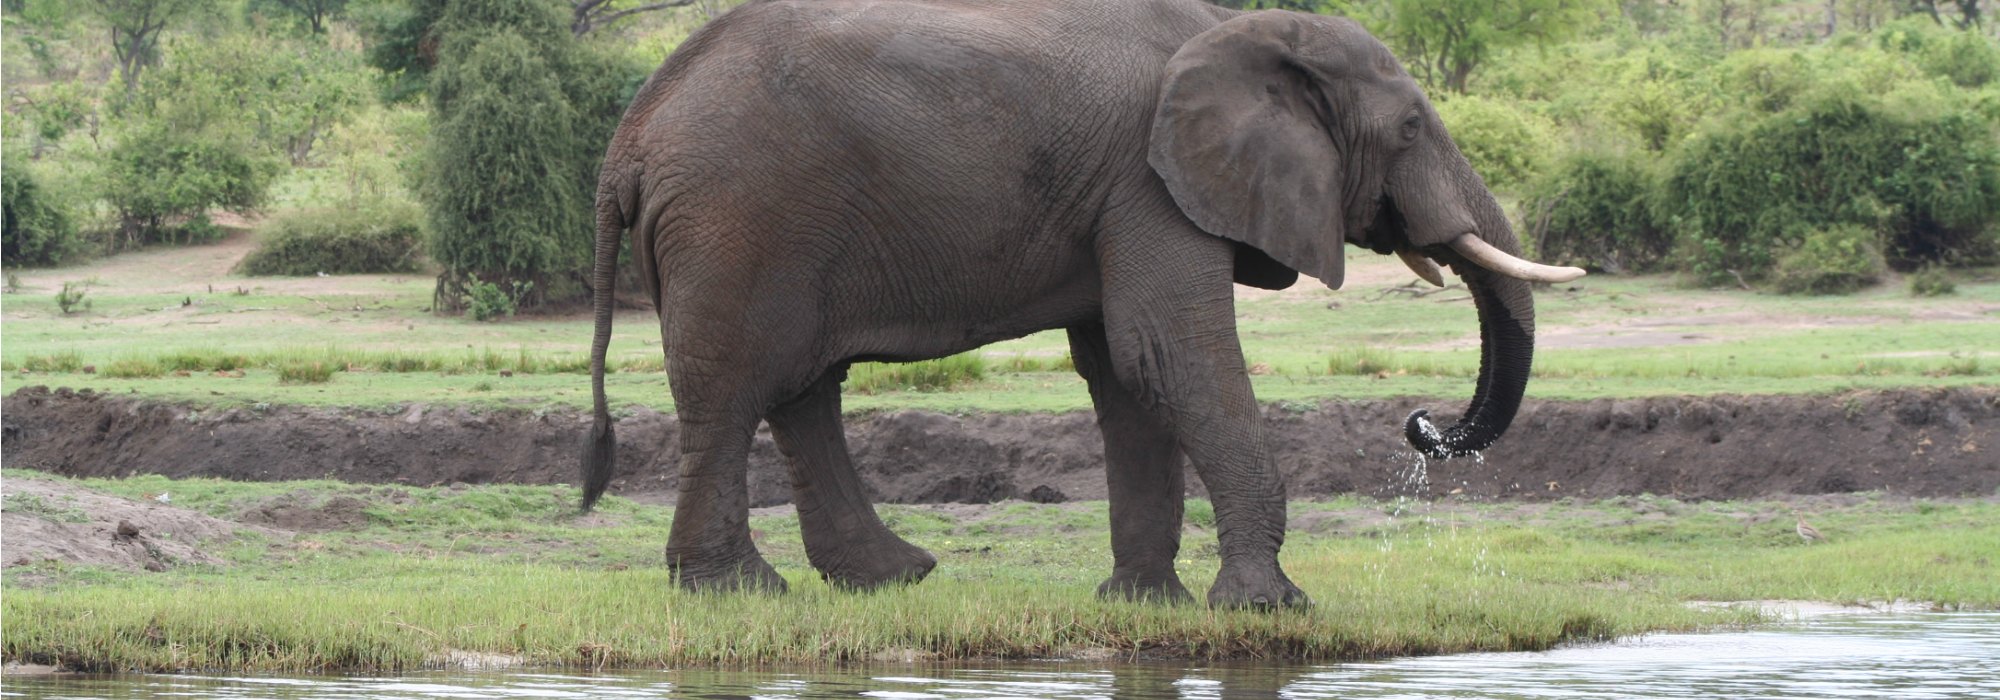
[[578, 0, 1583, 608]]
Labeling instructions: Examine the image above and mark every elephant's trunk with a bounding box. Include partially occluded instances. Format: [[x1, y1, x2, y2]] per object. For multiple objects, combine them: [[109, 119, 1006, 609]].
[[1404, 270, 1533, 459], [1401, 144, 1539, 460]]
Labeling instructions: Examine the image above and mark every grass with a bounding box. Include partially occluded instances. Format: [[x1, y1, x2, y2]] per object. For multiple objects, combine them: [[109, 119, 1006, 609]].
[[4, 472, 1995, 673], [3, 249, 1997, 412], [276, 360, 338, 384], [848, 353, 987, 394]]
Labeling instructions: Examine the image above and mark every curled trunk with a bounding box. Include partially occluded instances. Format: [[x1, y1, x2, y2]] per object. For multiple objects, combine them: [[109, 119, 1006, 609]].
[[1404, 270, 1534, 459]]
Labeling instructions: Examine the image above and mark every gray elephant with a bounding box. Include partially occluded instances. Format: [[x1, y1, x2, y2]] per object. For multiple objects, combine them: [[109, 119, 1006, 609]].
[[579, 0, 1582, 608]]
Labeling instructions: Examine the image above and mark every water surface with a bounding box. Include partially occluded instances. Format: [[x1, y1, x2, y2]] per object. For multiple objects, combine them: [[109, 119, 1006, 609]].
[[8, 612, 1995, 699]]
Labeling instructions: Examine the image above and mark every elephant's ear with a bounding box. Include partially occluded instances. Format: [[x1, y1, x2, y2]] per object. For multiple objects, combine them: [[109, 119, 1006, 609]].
[[1149, 13, 1347, 289]]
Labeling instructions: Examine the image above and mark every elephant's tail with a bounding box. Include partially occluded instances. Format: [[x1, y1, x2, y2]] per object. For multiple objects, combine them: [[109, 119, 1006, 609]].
[[579, 181, 627, 513]]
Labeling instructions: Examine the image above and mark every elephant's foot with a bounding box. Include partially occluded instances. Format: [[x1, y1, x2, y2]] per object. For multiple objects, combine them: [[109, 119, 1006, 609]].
[[1206, 559, 1308, 610], [1097, 567, 1194, 604], [665, 546, 788, 593], [816, 535, 936, 590]]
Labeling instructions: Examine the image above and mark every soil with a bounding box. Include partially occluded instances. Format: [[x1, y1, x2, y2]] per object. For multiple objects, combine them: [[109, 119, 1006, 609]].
[[0, 476, 289, 582], [5, 385, 1995, 506]]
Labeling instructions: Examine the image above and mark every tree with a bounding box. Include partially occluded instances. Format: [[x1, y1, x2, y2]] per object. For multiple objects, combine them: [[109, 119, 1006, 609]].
[[83, 0, 217, 92], [355, 0, 447, 102], [132, 35, 367, 165], [1904, 0, 1982, 29], [568, 0, 696, 36], [1376, 0, 1610, 93], [248, 0, 349, 33], [2, 149, 82, 266], [97, 32, 364, 244], [421, 0, 634, 311]]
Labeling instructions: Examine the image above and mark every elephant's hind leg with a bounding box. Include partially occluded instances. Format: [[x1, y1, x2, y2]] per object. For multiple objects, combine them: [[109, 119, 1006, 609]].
[[767, 369, 937, 589], [663, 370, 786, 592], [1069, 323, 1194, 604]]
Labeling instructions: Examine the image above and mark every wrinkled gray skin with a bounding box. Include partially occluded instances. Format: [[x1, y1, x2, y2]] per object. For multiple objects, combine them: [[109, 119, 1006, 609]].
[[582, 0, 1541, 609]]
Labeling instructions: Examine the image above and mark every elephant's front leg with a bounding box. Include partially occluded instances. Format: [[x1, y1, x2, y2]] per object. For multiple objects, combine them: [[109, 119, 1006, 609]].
[[1068, 323, 1193, 604], [766, 370, 936, 589], [1098, 229, 1307, 609]]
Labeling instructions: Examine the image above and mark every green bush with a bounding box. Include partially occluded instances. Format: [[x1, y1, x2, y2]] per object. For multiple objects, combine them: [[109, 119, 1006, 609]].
[[1876, 17, 2000, 89], [1433, 94, 1559, 192], [1771, 224, 1883, 295], [1660, 94, 2000, 284], [55, 281, 89, 314], [1522, 150, 1670, 273], [465, 278, 531, 321], [2, 149, 83, 265], [1906, 265, 1957, 297], [239, 201, 427, 276], [99, 125, 278, 246]]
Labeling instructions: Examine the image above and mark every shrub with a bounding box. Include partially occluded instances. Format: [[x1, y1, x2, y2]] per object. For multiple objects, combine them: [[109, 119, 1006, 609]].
[[239, 201, 427, 276], [1433, 94, 1559, 192], [55, 281, 88, 314], [466, 279, 531, 321], [1876, 17, 2000, 89], [1772, 224, 1883, 295], [1522, 150, 1670, 273], [99, 125, 278, 247], [1661, 95, 2000, 284], [2, 149, 82, 265], [1906, 265, 1956, 297]]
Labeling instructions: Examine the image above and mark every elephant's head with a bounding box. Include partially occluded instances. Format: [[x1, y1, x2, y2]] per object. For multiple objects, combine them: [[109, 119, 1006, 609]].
[[1147, 11, 1583, 460]]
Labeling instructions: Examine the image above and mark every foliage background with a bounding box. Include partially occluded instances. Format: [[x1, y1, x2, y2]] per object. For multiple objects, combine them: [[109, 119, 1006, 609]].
[[4, 0, 1997, 297]]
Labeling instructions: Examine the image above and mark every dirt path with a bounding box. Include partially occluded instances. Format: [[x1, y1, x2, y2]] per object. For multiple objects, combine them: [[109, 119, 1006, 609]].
[[5, 386, 1993, 505]]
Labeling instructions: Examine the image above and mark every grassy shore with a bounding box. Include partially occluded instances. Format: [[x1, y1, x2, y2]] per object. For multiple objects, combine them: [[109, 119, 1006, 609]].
[[4, 244, 1997, 412], [4, 471, 1995, 673]]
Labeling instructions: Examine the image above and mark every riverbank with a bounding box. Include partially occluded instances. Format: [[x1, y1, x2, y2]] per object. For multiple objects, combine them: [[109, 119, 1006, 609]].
[[4, 471, 1995, 673], [6, 386, 1996, 504]]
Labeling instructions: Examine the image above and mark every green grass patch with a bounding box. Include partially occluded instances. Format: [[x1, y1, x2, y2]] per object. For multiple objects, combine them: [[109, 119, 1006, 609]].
[[848, 353, 987, 394], [5, 253, 1998, 411], [100, 358, 164, 379], [4, 473, 1995, 673], [1, 492, 90, 523], [276, 360, 339, 385]]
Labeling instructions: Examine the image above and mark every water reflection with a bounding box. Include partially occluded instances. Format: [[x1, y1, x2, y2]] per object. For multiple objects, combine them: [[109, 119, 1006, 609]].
[[6, 613, 1995, 699]]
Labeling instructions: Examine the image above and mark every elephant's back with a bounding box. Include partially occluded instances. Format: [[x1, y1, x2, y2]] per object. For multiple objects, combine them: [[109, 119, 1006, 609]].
[[620, 0, 1227, 159], [617, 0, 1228, 331]]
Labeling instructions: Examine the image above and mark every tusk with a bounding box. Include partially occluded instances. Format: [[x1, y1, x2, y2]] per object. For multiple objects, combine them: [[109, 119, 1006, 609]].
[[1397, 249, 1445, 287], [1448, 233, 1586, 284]]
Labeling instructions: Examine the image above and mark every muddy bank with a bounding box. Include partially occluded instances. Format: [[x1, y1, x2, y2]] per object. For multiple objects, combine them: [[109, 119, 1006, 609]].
[[4, 386, 1995, 503], [0, 476, 289, 582]]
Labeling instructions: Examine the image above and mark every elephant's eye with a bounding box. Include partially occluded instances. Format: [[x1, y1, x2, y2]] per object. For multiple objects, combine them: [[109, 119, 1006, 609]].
[[1400, 115, 1421, 142]]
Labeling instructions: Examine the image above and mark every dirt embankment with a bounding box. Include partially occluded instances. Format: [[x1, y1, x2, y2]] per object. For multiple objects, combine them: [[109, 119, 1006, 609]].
[[0, 477, 288, 580], [3, 386, 1995, 504]]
